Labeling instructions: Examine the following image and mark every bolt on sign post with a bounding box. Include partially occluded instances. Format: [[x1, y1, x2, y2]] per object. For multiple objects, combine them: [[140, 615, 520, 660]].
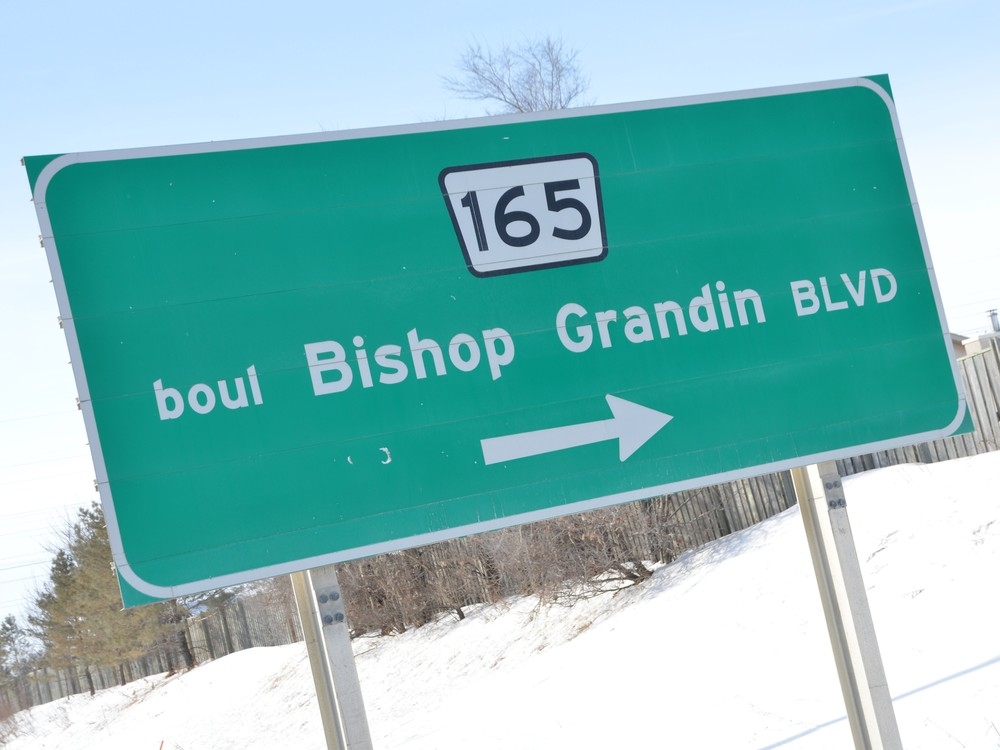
[[25, 76, 965, 608]]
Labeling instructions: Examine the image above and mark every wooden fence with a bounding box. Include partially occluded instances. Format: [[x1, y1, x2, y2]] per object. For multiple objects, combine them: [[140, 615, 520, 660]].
[[2, 591, 302, 714], [184, 597, 302, 664], [658, 472, 797, 552]]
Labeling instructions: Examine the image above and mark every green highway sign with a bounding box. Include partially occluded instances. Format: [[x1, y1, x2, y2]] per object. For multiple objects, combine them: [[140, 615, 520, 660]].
[[26, 76, 965, 605]]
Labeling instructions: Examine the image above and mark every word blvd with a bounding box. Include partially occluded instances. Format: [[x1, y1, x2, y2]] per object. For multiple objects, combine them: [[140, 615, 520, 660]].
[[155, 366, 263, 420], [790, 268, 897, 316]]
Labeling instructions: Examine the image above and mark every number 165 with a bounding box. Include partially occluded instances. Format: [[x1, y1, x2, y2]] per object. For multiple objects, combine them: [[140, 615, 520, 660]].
[[440, 154, 607, 277]]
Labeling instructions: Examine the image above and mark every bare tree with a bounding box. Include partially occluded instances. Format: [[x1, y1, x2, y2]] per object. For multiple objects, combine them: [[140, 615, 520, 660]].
[[443, 36, 590, 114]]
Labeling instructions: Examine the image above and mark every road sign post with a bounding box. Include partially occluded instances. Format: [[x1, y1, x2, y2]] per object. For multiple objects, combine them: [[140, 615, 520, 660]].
[[291, 570, 347, 750], [24, 76, 965, 606], [292, 567, 373, 750], [793, 463, 903, 749]]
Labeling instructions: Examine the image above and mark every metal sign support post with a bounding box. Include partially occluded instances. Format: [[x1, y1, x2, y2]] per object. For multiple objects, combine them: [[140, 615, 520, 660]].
[[291, 567, 374, 750], [791, 462, 903, 750]]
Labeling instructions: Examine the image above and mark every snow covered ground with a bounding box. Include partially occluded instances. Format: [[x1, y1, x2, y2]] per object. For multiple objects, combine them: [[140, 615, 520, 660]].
[[5, 452, 999, 749]]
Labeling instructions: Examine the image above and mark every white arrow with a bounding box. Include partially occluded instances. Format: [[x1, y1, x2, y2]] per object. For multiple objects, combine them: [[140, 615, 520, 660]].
[[481, 395, 673, 465]]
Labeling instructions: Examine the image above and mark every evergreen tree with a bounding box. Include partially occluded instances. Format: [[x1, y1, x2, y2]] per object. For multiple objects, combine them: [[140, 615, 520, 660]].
[[28, 503, 180, 694], [1, 614, 36, 712]]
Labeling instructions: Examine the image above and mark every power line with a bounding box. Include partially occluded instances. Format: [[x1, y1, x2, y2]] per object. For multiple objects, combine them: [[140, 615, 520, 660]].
[[0, 469, 94, 491], [0, 453, 91, 472], [0, 407, 82, 426], [0, 558, 52, 575], [0, 502, 89, 523], [0, 554, 49, 573]]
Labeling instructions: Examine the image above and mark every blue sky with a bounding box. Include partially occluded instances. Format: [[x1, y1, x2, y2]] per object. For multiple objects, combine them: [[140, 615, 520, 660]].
[[1, 0, 997, 619]]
